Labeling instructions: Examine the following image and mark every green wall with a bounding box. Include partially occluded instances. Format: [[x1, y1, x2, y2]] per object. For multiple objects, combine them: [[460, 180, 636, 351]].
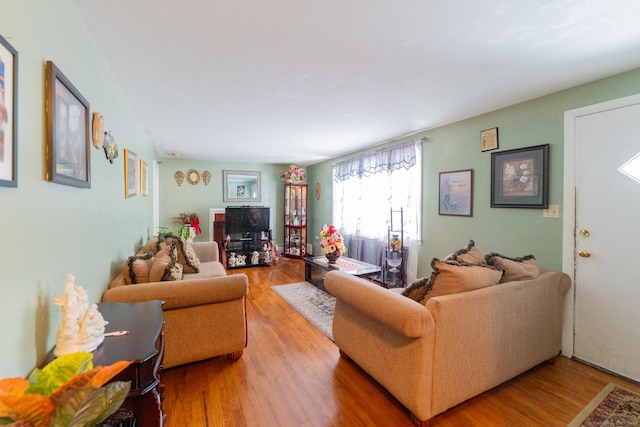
[[0, 0, 155, 377], [156, 158, 289, 244], [308, 68, 640, 278]]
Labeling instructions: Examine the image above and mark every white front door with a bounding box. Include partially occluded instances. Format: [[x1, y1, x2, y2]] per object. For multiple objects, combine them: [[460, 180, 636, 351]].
[[565, 95, 640, 381]]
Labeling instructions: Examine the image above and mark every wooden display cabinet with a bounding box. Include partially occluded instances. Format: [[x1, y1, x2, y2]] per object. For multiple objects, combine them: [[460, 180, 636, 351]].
[[283, 183, 308, 258]]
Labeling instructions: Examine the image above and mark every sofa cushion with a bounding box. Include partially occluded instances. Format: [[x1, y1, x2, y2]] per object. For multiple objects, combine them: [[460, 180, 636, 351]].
[[422, 258, 503, 302], [137, 236, 161, 255], [485, 253, 540, 282], [445, 239, 485, 265], [160, 236, 201, 274], [402, 276, 430, 301], [123, 253, 155, 284], [150, 243, 184, 282]]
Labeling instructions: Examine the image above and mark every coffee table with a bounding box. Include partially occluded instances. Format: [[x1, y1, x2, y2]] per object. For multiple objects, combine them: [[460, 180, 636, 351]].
[[303, 255, 381, 292]]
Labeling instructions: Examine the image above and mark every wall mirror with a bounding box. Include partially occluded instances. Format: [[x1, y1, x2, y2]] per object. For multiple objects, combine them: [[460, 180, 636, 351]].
[[223, 170, 262, 203]]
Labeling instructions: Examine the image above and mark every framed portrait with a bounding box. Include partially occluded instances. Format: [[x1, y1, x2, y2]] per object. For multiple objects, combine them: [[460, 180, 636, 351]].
[[0, 34, 18, 187], [439, 169, 473, 216], [481, 127, 499, 152], [491, 144, 549, 208], [124, 148, 139, 198], [140, 159, 148, 196], [45, 61, 90, 188], [237, 185, 245, 197]]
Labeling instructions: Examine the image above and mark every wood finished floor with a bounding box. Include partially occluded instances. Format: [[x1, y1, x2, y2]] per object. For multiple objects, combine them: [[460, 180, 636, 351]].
[[162, 257, 640, 426]]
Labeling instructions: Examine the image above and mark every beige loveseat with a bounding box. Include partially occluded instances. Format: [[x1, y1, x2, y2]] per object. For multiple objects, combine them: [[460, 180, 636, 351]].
[[325, 268, 571, 426], [102, 239, 249, 369]]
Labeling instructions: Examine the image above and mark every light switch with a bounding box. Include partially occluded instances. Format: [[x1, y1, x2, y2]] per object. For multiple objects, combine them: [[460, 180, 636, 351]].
[[543, 205, 560, 218]]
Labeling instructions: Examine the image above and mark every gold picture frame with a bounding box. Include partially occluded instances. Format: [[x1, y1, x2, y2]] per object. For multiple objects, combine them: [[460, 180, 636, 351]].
[[140, 159, 148, 196], [124, 148, 138, 198], [481, 127, 499, 152]]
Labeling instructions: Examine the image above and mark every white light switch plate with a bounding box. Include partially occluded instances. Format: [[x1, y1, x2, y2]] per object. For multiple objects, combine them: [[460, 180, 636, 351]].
[[543, 205, 560, 218]]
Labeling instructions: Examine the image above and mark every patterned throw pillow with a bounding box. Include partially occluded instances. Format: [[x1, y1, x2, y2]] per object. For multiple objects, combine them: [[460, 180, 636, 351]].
[[149, 243, 184, 282], [485, 253, 540, 282], [123, 253, 155, 285], [159, 236, 201, 274], [445, 240, 485, 265], [423, 258, 503, 303]]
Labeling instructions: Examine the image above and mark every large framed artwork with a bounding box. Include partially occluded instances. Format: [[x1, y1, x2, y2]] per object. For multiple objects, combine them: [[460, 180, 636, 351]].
[[0, 34, 18, 187], [124, 148, 139, 198], [45, 61, 90, 188], [439, 169, 473, 216], [491, 144, 549, 208]]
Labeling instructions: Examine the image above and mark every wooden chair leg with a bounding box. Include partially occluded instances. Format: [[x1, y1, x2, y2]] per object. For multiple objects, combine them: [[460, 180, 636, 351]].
[[227, 350, 243, 360]]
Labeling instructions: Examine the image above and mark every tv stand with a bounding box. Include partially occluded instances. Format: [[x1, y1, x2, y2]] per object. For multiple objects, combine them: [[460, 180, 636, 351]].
[[224, 230, 274, 269]]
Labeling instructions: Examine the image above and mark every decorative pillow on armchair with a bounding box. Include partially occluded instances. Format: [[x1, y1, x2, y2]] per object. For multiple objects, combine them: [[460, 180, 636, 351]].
[[123, 253, 155, 285], [149, 243, 184, 282], [485, 253, 540, 282], [445, 239, 485, 265]]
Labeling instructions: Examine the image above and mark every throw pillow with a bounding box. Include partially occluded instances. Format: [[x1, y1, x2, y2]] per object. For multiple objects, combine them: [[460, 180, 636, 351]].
[[123, 253, 155, 285], [485, 253, 540, 282], [149, 243, 184, 282], [160, 236, 201, 274], [137, 237, 161, 255], [421, 258, 503, 302], [402, 276, 430, 302], [445, 239, 485, 265]]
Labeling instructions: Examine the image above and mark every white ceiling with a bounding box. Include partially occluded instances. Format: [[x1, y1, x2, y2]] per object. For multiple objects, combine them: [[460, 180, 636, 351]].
[[73, 0, 640, 165]]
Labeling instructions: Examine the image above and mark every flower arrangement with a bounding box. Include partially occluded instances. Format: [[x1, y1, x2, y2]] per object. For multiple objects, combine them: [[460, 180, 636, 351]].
[[282, 165, 305, 183], [0, 352, 131, 427], [172, 212, 201, 239], [319, 225, 346, 256]]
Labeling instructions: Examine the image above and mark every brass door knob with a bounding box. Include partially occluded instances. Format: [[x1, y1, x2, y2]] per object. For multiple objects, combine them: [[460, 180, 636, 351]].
[[578, 250, 591, 258]]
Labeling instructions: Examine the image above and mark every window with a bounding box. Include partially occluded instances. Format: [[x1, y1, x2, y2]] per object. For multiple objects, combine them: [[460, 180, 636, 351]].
[[332, 139, 423, 282]]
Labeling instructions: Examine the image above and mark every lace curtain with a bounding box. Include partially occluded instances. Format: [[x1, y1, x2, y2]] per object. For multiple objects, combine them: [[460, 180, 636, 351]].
[[332, 139, 423, 283]]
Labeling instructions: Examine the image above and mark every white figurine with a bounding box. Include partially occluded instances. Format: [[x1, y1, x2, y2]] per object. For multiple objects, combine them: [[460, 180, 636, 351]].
[[236, 254, 247, 266], [228, 252, 236, 267], [251, 251, 259, 265], [53, 274, 108, 356]]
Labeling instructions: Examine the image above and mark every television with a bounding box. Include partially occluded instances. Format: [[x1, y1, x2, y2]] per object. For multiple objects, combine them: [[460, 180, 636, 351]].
[[225, 207, 270, 237]]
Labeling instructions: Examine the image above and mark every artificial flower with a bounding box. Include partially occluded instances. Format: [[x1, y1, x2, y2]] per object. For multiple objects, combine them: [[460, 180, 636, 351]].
[[319, 224, 346, 255]]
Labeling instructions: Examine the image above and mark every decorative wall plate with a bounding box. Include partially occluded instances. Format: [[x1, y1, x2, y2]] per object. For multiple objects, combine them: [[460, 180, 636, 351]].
[[103, 132, 118, 164], [186, 169, 200, 185], [92, 112, 104, 149]]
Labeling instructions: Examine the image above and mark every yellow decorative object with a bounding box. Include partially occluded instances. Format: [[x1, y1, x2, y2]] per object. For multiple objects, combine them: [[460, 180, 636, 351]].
[[174, 170, 185, 186], [187, 169, 200, 185]]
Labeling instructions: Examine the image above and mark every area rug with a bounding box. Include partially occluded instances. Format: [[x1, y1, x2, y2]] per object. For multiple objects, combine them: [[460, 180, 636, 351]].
[[271, 281, 335, 340], [568, 382, 640, 426]]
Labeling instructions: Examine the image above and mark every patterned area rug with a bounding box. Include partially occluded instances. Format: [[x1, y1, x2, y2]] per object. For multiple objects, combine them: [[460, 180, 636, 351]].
[[568, 383, 640, 426], [271, 282, 335, 340]]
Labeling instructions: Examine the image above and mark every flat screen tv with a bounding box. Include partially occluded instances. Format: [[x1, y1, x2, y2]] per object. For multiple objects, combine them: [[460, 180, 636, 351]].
[[225, 207, 270, 236]]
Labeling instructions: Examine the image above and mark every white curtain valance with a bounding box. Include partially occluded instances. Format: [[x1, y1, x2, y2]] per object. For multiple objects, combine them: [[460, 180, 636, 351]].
[[333, 139, 420, 183]]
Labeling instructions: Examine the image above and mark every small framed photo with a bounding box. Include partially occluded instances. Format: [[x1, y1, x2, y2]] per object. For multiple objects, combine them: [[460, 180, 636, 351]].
[[45, 61, 91, 188], [139, 159, 148, 196], [0, 34, 18, 187], [491, 144, 549, 208], [124, 148, 139, 198], [237, 185, 245, 197], [481, 127, 499, 152], [439, 169, 473, 217]]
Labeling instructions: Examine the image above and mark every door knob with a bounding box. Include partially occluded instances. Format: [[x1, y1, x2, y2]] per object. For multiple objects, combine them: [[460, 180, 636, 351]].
[[579, 229, 590, 237], [578, 250, 591, 258]]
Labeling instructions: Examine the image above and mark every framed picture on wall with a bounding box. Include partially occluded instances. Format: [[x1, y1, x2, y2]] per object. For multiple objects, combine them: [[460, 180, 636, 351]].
[[481, 127, 499, 152], [0, 34, 18, 187], [124, 148, 139, 198], [491, 144, 549, 208], [45, 61, 91, 188], [439, 169, 473, 216], [140, 159, 148, 196]]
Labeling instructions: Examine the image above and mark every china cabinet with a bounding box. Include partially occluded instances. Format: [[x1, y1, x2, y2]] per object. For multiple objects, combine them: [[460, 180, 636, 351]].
[[284, 183, 308, 258]]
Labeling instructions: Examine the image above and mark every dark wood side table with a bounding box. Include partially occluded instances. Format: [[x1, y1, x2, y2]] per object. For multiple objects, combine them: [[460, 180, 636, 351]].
[[43, 300, 166, 426]]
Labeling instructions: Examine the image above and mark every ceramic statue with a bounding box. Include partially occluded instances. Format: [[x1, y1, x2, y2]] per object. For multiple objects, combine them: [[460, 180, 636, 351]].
[[251, 251, 259, 265], [236, 254, 247, 266], [52, 274, 108, 356]]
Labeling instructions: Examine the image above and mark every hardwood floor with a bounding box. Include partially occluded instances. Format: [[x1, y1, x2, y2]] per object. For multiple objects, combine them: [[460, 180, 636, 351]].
[[162, 257, 639, 426]]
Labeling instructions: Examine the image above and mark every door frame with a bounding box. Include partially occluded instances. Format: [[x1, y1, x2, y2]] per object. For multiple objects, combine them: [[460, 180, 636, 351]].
[[562, 92, 640, 357]]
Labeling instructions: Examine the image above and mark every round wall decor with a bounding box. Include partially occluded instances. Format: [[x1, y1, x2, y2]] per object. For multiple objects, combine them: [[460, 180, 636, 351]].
[[187, 169, 200, 185]]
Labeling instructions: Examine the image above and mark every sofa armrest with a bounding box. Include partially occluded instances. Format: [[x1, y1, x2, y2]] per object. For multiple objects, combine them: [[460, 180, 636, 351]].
[[102, 274, 248, 310], [325, 271, 432, 338], [191, 241, 219, 263]]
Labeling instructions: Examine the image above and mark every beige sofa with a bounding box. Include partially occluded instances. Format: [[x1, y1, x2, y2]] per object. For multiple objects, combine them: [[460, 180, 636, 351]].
[[102, 240, 249, 369], [325, 269, 571, 426]]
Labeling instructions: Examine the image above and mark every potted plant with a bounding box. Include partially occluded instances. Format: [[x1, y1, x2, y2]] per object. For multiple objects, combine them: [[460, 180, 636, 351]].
[[0, 351, 131, 427]]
